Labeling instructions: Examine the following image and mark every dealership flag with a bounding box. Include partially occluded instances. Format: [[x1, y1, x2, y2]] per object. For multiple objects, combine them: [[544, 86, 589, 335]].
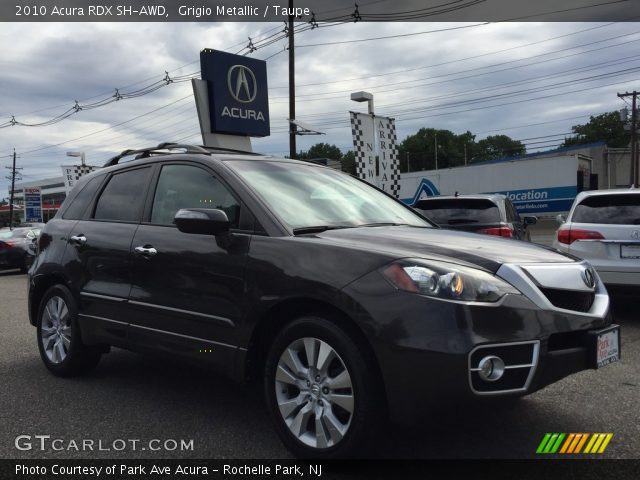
[[376, 116, 401, 198], [350, 112, 400, 198], [61, 165, 99, 195]]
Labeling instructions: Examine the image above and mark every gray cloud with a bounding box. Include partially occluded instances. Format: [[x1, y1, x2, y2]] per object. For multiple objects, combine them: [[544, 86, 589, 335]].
[[1, 20, 639, 197]]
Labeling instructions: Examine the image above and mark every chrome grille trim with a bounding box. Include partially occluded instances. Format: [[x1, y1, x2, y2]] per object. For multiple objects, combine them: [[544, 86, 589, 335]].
[[496, 261, 609, 318]]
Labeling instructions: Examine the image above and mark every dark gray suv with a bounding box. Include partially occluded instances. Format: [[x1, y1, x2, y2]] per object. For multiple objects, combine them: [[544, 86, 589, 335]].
[[28, 144, 619, 458]]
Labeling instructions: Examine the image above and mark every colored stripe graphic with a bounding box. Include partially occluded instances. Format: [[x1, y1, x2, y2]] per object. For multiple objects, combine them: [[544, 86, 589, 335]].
[[537, 433, 613, 454], [536, 433, 552, 454]]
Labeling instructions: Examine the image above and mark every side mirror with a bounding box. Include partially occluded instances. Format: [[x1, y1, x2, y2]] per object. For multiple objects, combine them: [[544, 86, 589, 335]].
[[555, 214, 566, 226], [523, 216, 538, 226], [174, 208, 230, 235]]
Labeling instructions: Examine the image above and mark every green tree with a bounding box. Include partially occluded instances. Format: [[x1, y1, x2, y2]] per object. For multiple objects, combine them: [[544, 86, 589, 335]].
[[397, 128, 476, 172], [298, 143, 343, 160], [341, 150, 356, 175], [562, 111, 630, 148], [474, 135, 526, 161]]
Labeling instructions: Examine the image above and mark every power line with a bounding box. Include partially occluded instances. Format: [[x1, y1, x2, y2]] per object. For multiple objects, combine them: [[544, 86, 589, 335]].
[[270, 32, 640, 104]]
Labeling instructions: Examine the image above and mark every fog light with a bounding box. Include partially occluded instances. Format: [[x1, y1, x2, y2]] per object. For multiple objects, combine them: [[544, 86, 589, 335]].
[[478, 356, 505, 382]]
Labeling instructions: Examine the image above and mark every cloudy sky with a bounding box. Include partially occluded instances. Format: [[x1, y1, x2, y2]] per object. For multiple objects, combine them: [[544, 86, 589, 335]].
[[1, 17, 639, 197]]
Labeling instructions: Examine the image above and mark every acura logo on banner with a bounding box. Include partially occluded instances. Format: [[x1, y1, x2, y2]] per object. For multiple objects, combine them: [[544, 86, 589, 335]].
[[350, 111, 401, 198]]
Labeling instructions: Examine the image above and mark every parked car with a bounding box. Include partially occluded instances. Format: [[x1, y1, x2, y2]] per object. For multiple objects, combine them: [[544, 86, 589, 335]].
[[0, 227, 41, 272], [29, 144, 618, 458], [414, 194, 537, 240], [19, 222, 45, 228], [553, 188, 640, 287]]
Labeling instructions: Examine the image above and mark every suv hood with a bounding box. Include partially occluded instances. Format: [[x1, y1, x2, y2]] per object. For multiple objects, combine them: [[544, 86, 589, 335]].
[[309, 226, 576, 273]]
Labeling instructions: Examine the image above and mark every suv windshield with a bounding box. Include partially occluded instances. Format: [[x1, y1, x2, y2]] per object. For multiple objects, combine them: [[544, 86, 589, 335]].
[[416, 199, 501, 225], [573, 194, 640, 225], [227, 160, 431, 230]]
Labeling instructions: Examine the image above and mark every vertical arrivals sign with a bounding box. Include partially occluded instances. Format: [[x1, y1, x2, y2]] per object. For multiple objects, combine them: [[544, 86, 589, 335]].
[[350, 112, 401, 198], [377, 117, 401, 198], [350, 111, 376, 185], [23, 187, 42, 223]]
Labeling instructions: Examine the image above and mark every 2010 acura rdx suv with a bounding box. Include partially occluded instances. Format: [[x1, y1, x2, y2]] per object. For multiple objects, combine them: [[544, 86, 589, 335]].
[[28, 144, 620, 458]]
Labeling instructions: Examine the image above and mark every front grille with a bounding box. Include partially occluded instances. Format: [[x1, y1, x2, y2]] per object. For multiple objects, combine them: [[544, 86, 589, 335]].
[[539, 287, 594, 313]]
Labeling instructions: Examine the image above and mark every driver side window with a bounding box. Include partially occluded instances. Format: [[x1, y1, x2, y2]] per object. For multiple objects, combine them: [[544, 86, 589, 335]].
[[151, 164, 240, 227]]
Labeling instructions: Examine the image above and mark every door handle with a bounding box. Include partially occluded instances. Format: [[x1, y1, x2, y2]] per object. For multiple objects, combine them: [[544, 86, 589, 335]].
[[69, 234, 87, 246], [134, 245, 158, 257]]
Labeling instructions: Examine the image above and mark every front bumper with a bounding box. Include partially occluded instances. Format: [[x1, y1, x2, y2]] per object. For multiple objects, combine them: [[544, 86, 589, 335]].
[[343, 267, 615, 424]]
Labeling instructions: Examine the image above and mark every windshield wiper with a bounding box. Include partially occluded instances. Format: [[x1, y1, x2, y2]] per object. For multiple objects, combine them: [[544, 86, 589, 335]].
[[358, 222, 410, 227], [292, 225, 352, 235]]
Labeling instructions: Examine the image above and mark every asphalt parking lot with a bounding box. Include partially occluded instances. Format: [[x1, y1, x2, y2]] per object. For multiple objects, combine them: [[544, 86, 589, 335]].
[[0, 269, 638, 460]]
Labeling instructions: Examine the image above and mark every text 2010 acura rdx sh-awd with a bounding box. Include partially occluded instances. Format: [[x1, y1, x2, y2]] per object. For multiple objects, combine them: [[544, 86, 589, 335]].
[[28, 144, 620, 458]]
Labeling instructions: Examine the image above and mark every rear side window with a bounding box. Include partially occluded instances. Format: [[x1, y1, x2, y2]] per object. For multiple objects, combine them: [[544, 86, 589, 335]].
[[94, 168, 151, 222], [150, 164, 240, 227], [572, 194, 640, 225], [62, 175, 104, 220], [416, 199, 501, 225]]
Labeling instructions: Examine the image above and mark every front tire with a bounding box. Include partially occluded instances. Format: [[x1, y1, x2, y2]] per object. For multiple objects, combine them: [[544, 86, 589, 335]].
[[36, 284, 101, 377], [264, 316, 383, 458]]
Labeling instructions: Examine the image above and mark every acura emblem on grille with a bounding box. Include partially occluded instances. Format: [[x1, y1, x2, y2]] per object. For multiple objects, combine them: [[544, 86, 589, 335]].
[[582, 268, 595, 288]]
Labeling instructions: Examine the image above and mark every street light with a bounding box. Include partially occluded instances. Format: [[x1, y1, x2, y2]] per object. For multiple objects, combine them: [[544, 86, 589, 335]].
[[66, 151, 85, 166], [350, 91, 374, 115]]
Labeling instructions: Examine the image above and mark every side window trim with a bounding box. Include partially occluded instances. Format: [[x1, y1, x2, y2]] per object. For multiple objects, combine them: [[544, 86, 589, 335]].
[[90, 165, 153, 224], [145, 162, 243, 229], [60, 174, 107, 220]]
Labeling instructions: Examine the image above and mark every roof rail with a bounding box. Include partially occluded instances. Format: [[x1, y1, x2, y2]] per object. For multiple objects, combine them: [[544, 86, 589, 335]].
[[103, 142, 261, 167], [103, 143, 211, 167]]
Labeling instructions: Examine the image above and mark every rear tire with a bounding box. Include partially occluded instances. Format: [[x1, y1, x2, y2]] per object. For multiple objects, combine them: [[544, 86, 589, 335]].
[[264, 316, 383, 458], [36, 284, 101, 377]]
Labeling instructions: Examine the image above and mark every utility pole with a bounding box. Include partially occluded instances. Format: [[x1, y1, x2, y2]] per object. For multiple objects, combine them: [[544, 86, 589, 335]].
[[288, 0, 297, 159], [618, 91, 638, 186], [434, 132, 438, 170], [5, 149, 22, 229], [406, 152, 411, 172]]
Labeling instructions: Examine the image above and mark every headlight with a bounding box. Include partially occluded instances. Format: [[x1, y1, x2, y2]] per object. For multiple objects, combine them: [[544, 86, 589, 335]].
[[381, 259, 520, 302]]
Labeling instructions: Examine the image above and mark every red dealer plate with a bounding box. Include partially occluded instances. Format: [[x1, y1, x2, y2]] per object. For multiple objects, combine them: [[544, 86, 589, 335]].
[[596, 327, 620, 368]]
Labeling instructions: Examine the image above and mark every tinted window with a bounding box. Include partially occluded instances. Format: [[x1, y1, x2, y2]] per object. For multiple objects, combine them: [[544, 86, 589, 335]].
[[573, 194, 640, 225], [151, 164, 240, 227], [94, 168, 151, 222], [416, 199, 501, 225], [62, 175, 104, 220]]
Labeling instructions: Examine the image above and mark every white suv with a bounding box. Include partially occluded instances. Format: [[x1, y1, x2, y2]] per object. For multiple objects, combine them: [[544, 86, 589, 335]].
[[553, 189, 640, 286]]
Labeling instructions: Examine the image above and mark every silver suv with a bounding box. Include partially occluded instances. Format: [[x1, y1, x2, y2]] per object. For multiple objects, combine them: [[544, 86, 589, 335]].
[[553, 189, 640, 286]]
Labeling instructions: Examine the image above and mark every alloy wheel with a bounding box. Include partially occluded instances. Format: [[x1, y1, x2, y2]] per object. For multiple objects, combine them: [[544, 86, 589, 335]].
[[40, 296, 71, 364], [274, 337, 354, 449]]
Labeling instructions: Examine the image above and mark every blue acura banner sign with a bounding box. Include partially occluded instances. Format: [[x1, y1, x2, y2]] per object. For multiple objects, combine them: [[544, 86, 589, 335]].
[[200, 49, 270, 137]]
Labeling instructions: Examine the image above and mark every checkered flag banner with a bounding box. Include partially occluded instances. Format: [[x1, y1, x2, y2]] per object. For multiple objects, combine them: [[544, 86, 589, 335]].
[[377, 116, 401, 198], [350, 111, 376, 184], [350, 112, 401, 197], [61, 164, 100, 195]]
